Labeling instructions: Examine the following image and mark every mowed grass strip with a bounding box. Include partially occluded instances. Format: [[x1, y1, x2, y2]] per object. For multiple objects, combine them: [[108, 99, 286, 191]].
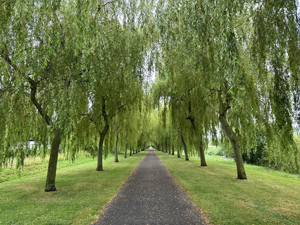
[[0, 151, 147, 225], [155, 150, 300, 225]]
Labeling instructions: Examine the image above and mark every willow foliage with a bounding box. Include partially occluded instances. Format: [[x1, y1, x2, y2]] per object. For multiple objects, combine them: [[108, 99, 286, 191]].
[[1, 0, 299, 189], [153, 0, 300, 175], [0, 0, 154, 190]]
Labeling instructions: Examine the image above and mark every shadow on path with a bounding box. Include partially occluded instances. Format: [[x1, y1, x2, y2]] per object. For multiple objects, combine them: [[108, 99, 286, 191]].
[[93, 149, 207, 225]]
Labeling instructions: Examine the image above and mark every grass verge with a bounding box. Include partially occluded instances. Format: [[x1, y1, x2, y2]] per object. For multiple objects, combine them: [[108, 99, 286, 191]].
[[0, 153, 79, 183], [155, 150, 300, 225], [0, 151, 147, 225]]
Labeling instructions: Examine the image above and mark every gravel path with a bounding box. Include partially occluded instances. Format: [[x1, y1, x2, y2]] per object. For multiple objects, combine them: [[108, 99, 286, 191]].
[[93, 149, 207, 225]]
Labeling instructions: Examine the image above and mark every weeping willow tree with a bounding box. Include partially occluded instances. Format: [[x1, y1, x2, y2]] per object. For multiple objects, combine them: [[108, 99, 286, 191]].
[[251, 1, 300, 173], [0, 0, 90, 191], [107, 100, 149, 163], [65, 0, 153, 171], [154, 0, 300, 178], [0, 0, 154, 190], [116, 106, 145, 158], [151, 77, 217, 164]]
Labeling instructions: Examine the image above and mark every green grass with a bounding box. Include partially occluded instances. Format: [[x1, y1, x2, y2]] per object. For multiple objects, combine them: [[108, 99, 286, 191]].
[[0, 151, 147, 225], [0, 153, 76, 183], [155, 150, 300, 225]]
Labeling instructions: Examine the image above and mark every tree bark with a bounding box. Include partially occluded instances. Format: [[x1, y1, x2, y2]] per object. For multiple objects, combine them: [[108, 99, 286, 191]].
[[114, 134, 119, 162], [180, 132, 189, 161], [219, 115, 246, 179], [218, 82, 247, 179], [124, 137, 127, 159], [45, 129, 61, 192], [188, 115, 207, 166], [295, 151, 300, 174], [172, 144, 175, 155], [165, 138, 168, 153], [177, 149, 181, 158], [199, 139, 207, 166], [27, 77, 60, 192], [130, 146, 133, 156], [96, 122, 109, 171]]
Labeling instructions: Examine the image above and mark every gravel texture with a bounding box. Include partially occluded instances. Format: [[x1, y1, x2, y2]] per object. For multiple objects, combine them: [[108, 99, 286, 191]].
[[93, 149, 207, 225]]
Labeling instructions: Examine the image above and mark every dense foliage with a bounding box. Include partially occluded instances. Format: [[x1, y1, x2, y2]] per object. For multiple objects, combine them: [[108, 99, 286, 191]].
[[1, 0, 299, 191], [152, 0, 300, 178]]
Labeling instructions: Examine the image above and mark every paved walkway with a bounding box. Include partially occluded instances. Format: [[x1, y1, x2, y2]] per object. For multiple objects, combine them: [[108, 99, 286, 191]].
[[93, 149, 207, 225]]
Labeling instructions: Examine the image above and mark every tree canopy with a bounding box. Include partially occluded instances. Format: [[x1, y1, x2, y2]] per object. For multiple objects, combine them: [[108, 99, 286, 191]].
[[1, 0, 299, 191]]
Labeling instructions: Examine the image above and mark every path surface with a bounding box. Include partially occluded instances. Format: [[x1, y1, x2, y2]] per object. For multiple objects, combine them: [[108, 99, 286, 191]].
[[93, 149, 207, 225]]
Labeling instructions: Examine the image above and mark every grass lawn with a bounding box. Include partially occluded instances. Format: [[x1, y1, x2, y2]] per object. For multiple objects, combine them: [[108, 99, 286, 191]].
[[0, 151, 147, 225], [155, 150, 300, 225]]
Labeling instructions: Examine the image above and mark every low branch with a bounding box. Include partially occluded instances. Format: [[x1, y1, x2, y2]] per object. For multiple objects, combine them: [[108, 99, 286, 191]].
[[1, 46, 50, 125], [27, 77, 51, 126], [111, 103, 126, 119]]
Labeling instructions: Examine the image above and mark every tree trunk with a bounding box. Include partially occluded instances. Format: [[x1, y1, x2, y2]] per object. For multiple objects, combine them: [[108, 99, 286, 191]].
[[219, 115, 246, 179], [295, 151, 300, 174], [124, 140, 127, 159], [218, 83, 247, 179], [168, 138, 171, 154], [177, 149, 181, 158], [180, 132, 189, 161], [165, 138, 168, 153], [114, 134, 119, 163], [124, 146, 127, 158], [45, 129, 61, 192], [172, 144, 175, 155], [28, 78, 59, 192], [187, 114, 206, 166], [96, 122, 109, 171], [199, 139, 207, 166], [130, 146, 132, 156]]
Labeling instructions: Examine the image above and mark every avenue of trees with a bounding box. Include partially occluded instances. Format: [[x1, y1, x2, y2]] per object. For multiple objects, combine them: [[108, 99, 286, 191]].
[[1, 0, 299, 191]]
